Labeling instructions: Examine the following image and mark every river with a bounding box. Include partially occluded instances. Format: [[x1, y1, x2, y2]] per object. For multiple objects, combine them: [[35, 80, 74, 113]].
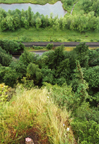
[[0, 1, 67, 17]]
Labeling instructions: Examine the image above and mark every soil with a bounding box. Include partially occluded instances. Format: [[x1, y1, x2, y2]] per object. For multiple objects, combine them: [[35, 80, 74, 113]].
[[19, 127, 49, 144]]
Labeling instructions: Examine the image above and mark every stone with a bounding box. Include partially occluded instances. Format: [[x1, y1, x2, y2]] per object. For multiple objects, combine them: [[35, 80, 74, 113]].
[[25, 137, 34, 144]]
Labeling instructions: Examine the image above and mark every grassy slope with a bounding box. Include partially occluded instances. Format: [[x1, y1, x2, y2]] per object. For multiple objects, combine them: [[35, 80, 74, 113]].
[[0, 84, 75, 144], [0, 27, 99, 42]]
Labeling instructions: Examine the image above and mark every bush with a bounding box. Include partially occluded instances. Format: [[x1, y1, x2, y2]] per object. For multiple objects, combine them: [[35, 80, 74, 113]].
[[46, 43, 54, 50], [26, 63, 42, 85], [33, 45, 43, 50], [71, 120, 99, 144], [0, 40, 24, 54], [3, 69, 18, 87], [0, 47, 12, 66], [68, 38, 73, 42], [90, 39, 94, 42], [19, 50, 37, 66], [75, 39, 81, 42], [0, 83, 14, 104]]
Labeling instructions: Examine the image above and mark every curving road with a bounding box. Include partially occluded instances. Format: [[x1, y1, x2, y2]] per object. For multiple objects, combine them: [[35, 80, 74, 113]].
[[22, 42, 99, 47]]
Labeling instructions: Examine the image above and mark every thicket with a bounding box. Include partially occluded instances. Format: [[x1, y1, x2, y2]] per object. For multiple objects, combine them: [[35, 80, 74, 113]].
[[61, 0, 77, 12], [82, 0, 99, 16], [0, 41, 99, 143], [0, 39, 25, 54], [0, 7, 99, 33]]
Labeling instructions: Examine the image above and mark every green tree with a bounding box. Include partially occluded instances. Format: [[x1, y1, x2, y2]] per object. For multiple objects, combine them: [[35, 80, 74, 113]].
[[36, 17, 42, 30], [27, 6, 32, 26], [3, 68, 18, 87], [19, 50, 37, 66], [74, 43, 89, 67], [26, 63, 42, 84], [0, 47, 12, 66]]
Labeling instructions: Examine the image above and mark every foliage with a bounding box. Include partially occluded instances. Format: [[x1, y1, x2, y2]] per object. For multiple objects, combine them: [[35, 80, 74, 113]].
[[0, 41, 99, 144], [21, 77, 34, 89], [19, 50, 37, 66], [0, 83, 9, 105], [0, 39, 24, 54], [0, 47, 12, 66], [82, 0, 99, 16], [26, 62, 42, 84], [46, 43, 54, 50], [71, 120, 99, 144], [41, 68, 54, 84], [32, 45, 44, 50], [9, 60, 27, 79], [88, 48, 99, 66], [3, 68, 18, 87], [0, 7, 99, 33]]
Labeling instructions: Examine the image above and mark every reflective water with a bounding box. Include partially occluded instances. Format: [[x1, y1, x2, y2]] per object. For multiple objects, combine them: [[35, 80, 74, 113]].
[[0, 1, 67, 17]]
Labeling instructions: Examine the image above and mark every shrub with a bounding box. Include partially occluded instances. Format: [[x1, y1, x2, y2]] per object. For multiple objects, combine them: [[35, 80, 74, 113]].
[[71, 120, 99, 144], [46, 43, 54, 50], [3, 69, 18, 87], [0, 83, 14, 104], [33, 45, 43, 50], [26, 63, 42, 85], [90, 39, 94, 42], [0, 83, 9, 105], [68, 38, 73, 41], [0, 47, 12, 66], [0, 39, 24, 54]]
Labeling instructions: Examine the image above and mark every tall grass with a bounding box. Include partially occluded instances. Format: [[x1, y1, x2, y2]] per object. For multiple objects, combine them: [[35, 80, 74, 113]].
[[0, 84, 75, 144], [0, 27, 98, 42]]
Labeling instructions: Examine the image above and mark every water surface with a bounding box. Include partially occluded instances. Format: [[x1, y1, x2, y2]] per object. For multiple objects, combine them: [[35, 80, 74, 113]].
[[0, 1, 67, 17]]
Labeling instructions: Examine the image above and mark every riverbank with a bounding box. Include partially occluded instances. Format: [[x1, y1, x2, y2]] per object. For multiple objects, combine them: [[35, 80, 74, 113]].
[[0, 0, 58, 5], [0, 27, 99, 42]]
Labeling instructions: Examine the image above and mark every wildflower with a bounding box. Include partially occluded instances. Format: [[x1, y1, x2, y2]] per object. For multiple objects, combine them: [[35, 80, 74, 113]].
[[25, 137, 34, 144], [67, 127, 70, 131], [63, 123, 65, 127], [47, 96, 49, 98]]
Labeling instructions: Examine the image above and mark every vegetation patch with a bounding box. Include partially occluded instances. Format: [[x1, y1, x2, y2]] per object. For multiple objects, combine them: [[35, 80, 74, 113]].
[[0, 85, 75, 144], [0, 27, 98, 42]]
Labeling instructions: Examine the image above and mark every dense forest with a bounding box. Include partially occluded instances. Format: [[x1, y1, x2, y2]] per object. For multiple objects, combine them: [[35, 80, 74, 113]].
[[0, 40, 99, 143]]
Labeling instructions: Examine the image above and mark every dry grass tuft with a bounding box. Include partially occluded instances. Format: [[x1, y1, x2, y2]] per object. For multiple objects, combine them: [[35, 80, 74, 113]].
[[0, 85, 76, 144]]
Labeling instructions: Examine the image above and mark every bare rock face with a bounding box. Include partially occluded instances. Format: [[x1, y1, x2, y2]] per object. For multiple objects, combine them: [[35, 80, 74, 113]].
[[25, 137, 34, 144]]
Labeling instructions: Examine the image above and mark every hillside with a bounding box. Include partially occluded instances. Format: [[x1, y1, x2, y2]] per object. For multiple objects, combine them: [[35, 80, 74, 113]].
[[0, 0, 99, 143], [0, 84, 76, 144], [0, 41, 99, 143]]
